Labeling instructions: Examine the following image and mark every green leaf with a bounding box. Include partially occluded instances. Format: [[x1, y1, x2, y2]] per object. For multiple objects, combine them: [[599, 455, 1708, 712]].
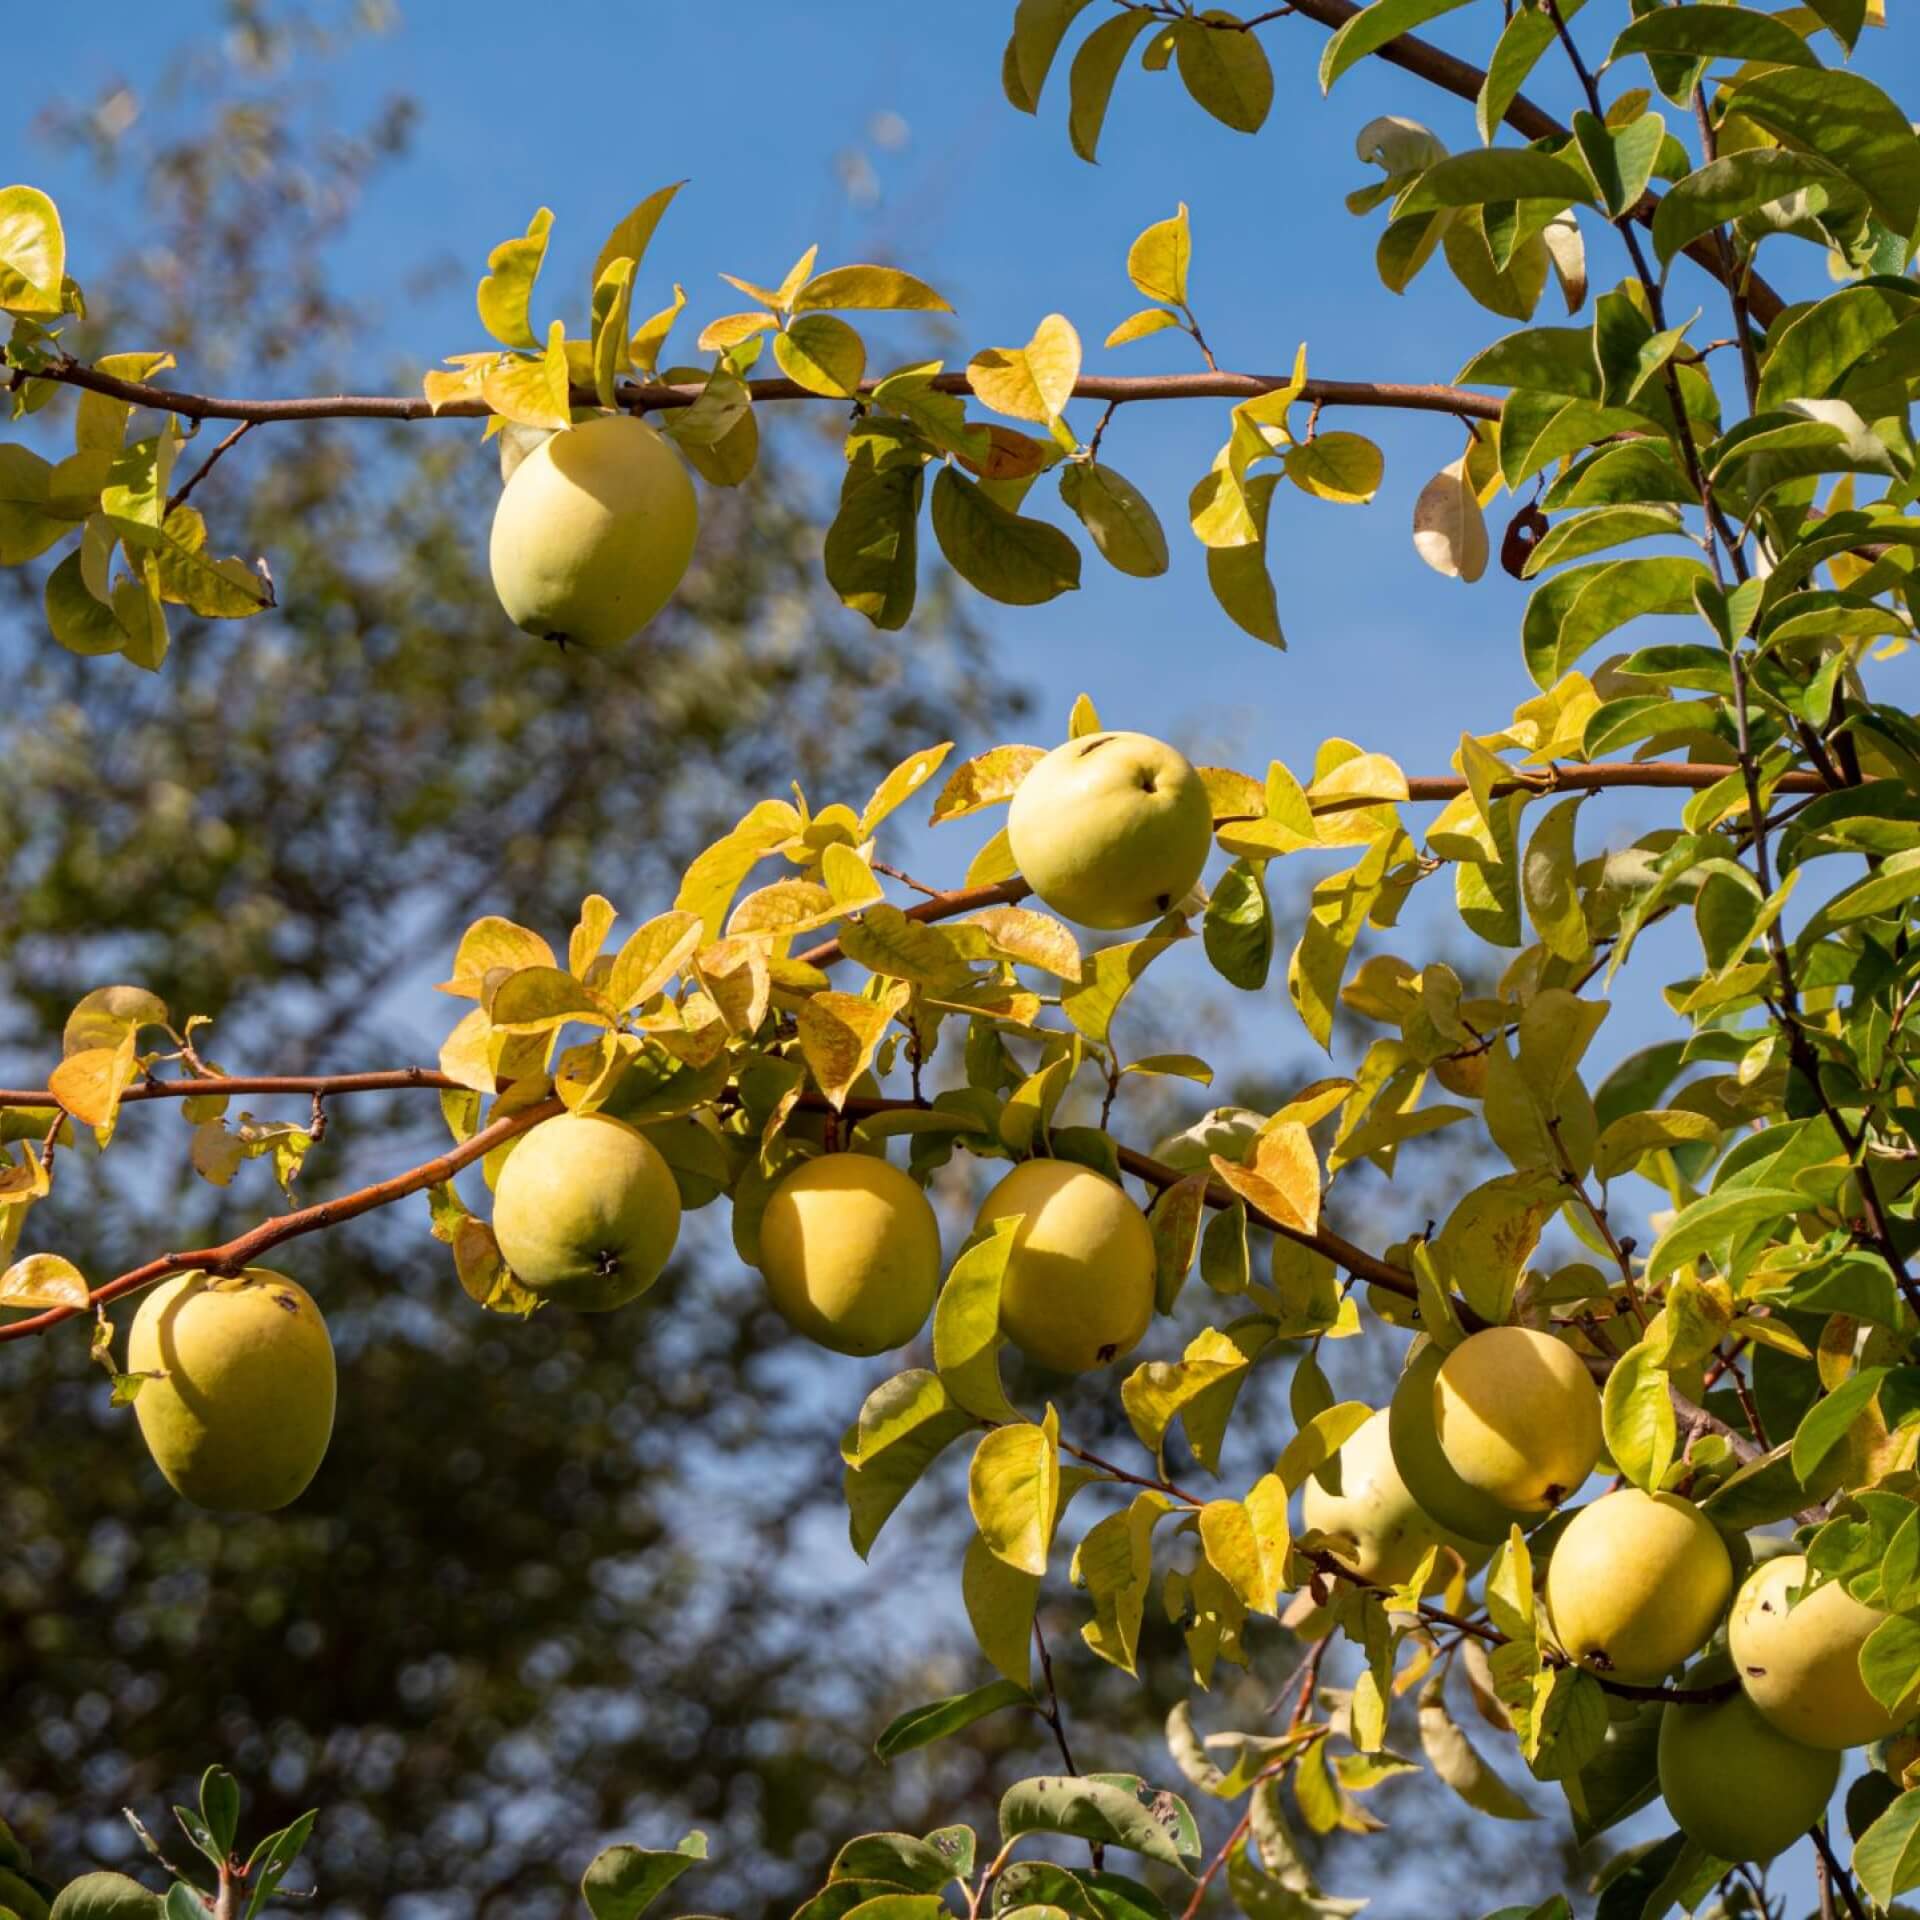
[[1061, 929, 1185, 1046], [1572, 110, 1666, 221], [1602, 1340, 1676, 1492], [1173, 14, 1274, 133], [999, 1775, 1198, 1869], [1860, 1615, 1920, 1715], [0, 444, 71, 565], [476, 206, 553, 351], [931, 467, 1081, 605], [47, 1875, 162, 1920], [1288, 834, 1395, 1049], [1069, 9, 1156, 162], [1725, 68, 1920, 238], [1757, 285, 1920, 411], [1284, 432, 1383, 505], [1593, 1108, 1721, 1181], [829, 1832, 960, 1894], [1790, 1367, 1890, 1483], [1059, 462, 1168, 577], [874, 1678, 1032, 1761], [1652, 150, 1843, 268], [774, 314, 867, 399], [842, 1370, 976, 1558], [1203, 858, 1273, 989], [826, 461, 923, 632], [198, 1768, 239, 1858], [1008, 0, 1101, 112], [581, 1834, 709, 1920], [1609, 6, 1817, 70], [1397, 150, 1594, 216], [1321, 0, 1473, 90], [1642, 1185, 1802, 1285], [0, 185, 66, 314], [1853, 1788, 1920, 1909], [964, 1530, 1040, 1686], [1480, 0, 1583, 144], [1522, 555, 1709, 689], [1205, 472, 1285, 648]]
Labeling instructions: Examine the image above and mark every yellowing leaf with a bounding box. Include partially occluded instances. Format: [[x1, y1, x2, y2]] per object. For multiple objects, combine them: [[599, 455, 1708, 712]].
[[969, 1406, 1061, 1576], [48, 1038, 137, 1131], [476, 206, 553, 351], [1127, 202, 1192, 305], [861, 741, 955, 836], [964, 1530, 1039, 1686], [966, 313, 1083, 422], [696, 310, 776, 352], [967, 905, 1082, 979], [1412, 455, 1489, 581], [931, 744, 1046, 823], [1199, 1473, 1291, 1616], [1285, 431, 1384, 505], [0, 185, 67, 314], [482, 321, 572, 432], [1106, 306, 1181, 348], [1209, 1121, 1321, 1236], [675, 799, 803, 939], [0, 1252, 88, 1311], [773, 313, 867, 398], [591, 180, 683, 291], [1075, 1489, 1176, 1673], [1174, 12, 1275, 132], [797, 988, 898, 1108], [607, 910, 703, 1010], [794, 264, 953, 312]]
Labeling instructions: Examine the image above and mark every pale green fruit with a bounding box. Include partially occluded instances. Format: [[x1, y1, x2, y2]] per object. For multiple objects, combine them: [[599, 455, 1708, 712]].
[[0, 1869, 50, 1920], [1301, 1408, 1490, 1588], [1433, 1325, 1602, 1512], [759, 1153, 941, 1356], [1546, 1489, 1733, 1684], [1731, 1552, 1920, 1749], [127, 1268, 335, 1513], [488, 413, 697, 650], [1006, 731, 1212, 931], [491, 1111, 681, 1310], [1658, 1656, 1839, 1861], [1388, 1339, 1534, 1544], [974, 1159, 1154, 1373]]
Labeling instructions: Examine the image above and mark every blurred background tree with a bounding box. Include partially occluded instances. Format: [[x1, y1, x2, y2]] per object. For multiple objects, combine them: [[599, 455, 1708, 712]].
[[0, 9, 1587, 1917]]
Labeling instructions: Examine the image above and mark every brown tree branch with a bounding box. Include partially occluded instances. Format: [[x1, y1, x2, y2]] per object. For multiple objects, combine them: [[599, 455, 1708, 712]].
[[18, 354, 1502, 426], [0, 1096, 559, 1343], [1248, 0, 1785, 325]]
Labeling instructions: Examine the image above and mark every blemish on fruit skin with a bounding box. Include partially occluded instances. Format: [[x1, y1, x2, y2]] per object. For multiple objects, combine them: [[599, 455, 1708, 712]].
[[1076, 734, 1115, 757], [594, 1248, 622, 1277], [272, 1292, 299, 1315], [1098, 1341, 1118, 1362]]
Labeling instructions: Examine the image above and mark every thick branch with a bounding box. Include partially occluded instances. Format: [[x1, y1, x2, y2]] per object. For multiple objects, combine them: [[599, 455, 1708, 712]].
[[0, 1096, 559, 1343], [19, 355, 1502, 427], [1273, 0, 1784, 325]]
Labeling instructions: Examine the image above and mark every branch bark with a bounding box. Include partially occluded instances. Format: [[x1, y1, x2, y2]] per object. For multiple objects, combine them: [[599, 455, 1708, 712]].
[[1271, 0, 1785, 326], [19, 355, 1503, 427], [0, 1096, 559, 1343]]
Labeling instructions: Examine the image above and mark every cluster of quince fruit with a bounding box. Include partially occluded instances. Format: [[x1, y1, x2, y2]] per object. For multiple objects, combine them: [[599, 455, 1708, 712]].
[[121, 725, 1211, 1480], [1307, 1326, 1912, 1862]]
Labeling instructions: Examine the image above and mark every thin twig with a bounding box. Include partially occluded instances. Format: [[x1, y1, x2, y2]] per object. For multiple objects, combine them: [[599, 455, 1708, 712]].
[[166, 418, 257, 514]]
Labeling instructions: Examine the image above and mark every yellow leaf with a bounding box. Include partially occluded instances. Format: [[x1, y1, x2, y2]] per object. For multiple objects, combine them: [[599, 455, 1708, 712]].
[[1210, 1121, 1321, 1236], [796, 988, 899, 1107], [930, 744, 1046, 823], [568, 894, 619, 977], [696, 310, 777, 351], [966, 313, 1083, 422], [481, 320, 572, 432], [1127, 202, 1192, 306], [675, 799, 804, 939], [1198, 1473, 1291, 1616], [693, 937, 772, 1035], [726, 879, 839, 939], [861, 740, 955, 835], [0, 1252, 88, 1311], [967, 905, 1083, 979], [966, 826, 1021, 888], [48, 1037, 137, 1131], [607, 909, 704, 1010], [963, 1531, 1039, 1686], [969, 1406, 1061, 1576], [476, 206, 553, 350]]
